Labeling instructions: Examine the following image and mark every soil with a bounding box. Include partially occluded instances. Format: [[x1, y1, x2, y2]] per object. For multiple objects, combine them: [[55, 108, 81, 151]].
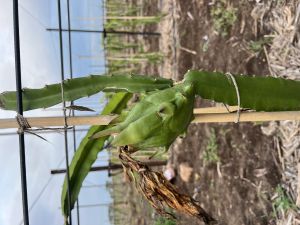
[[168, 1, 282, 225], [111, 0, 284, 224], [175, 0, 270, 78], [170, 123, 280, 225]]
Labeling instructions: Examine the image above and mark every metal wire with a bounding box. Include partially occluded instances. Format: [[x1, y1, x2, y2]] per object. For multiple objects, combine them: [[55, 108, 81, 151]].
[[46, 28, 161, 36], [57, 0, 72, 224], [13, 0, 30, 224], [0, 127, 90, 136], [66, 0, 80, 223], [102, 0, 107, 74], [51, 160, 167, 174]]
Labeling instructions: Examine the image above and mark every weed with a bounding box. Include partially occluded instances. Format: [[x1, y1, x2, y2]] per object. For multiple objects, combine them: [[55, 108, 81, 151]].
[[211, 0, 237, 37], [204, 128, 220, 164], [154, 217, 176, 225], [249, 37, 273, 54], [202, 41, 209, 52], [272, 185, 297, 216]]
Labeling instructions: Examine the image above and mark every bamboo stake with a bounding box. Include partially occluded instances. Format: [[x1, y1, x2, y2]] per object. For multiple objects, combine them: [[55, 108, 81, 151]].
[[1, 109, 300, 129], [192, 111, 300, 123], [0, 115, 116, 129], [193, 106, 240, 114]]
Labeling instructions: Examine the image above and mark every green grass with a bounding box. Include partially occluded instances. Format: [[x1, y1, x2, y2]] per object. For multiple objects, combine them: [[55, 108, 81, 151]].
[[154, 217, 176, 225], [202, 41, 209, 52], [272, 185, 297, 216], [211, 0, 237, 37], [249, 37, 273, 53], [204, 128, 220, 164]]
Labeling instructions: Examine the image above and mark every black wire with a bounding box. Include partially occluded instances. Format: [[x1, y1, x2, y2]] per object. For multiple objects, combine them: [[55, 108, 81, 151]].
[[0, 127, 91, 136], [102, 0, 107, 74], [57, 0, 72, 224], [13, 0, 30, 224], [66, 0, 80, 224], [46, 28, 161, 36]]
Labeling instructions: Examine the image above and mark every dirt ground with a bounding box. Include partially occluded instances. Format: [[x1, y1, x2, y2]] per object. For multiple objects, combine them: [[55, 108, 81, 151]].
[[110, 0, 297, 224], [170, 123, 281, 225], [168, 0, 284, 225], [175, 0, 270, 77]]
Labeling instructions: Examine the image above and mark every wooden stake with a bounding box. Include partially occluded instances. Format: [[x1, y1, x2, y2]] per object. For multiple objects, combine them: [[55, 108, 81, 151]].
[[193, 106, 240, 114], [0, 115, 117, 129], [193, 111, 300, 123], [1, 108, 300, 129]]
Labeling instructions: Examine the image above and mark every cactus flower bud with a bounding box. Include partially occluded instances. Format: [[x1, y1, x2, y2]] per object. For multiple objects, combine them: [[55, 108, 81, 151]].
[[92, 84, 195, 150]]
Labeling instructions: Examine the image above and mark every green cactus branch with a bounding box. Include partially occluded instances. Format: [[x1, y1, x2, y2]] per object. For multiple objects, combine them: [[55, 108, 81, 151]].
[[2, 71, 300, 112], [2, 70, 300, 223], [0, 74, 172, 111], [184, 70, 300, 111], [61, 92, 132, 220]]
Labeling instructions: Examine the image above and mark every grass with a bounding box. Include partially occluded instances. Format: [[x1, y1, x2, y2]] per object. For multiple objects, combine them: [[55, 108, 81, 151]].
[[211, 0, 237, 37], [154, 217, 176, 225], [249, 37, 273, 54], [272, 185, 297, 217], [204, 128, 220, 164], [202, 39, 209, 52]]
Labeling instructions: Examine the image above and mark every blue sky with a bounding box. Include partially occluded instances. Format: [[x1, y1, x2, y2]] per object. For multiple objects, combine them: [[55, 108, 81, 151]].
[[0, 1, 112, 224]]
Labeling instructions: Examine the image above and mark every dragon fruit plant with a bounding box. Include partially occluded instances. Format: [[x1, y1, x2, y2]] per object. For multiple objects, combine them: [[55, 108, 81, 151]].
[[1, 70, 300, 223]]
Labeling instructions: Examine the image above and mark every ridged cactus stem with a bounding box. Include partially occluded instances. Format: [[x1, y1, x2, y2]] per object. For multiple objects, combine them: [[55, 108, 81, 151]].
[[61, 92, 132, 220], [0, 74, 173, 111], [184, 70, 300, 111]]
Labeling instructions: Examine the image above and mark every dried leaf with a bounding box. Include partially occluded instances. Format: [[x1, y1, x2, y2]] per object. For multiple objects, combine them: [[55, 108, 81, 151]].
[[119, 147, 216, 225]]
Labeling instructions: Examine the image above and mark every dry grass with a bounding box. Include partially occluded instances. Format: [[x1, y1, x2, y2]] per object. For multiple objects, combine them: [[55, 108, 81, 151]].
[[257, 1, 300, 224], [267, 5, 300, 79]]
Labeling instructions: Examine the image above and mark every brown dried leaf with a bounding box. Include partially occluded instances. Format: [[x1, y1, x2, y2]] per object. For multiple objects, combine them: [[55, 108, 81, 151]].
[[119, 146, 217, 225]]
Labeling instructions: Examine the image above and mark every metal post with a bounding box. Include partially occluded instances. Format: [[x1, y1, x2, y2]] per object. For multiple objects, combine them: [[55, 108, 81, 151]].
[[50, 160, 167, 174], [57, 0, 72, 224], [66, 0, 80, 223], [13, 0, 30, 224], [46, 28, 161, 36], [102, 0, 107, 74]]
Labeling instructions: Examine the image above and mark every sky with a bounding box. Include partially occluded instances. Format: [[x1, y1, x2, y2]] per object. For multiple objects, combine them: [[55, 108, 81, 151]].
[[0, 1, 112, 225]]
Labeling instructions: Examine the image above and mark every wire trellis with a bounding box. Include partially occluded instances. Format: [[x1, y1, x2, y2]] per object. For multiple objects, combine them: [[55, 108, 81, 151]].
[[10, 0, 164, 224]]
